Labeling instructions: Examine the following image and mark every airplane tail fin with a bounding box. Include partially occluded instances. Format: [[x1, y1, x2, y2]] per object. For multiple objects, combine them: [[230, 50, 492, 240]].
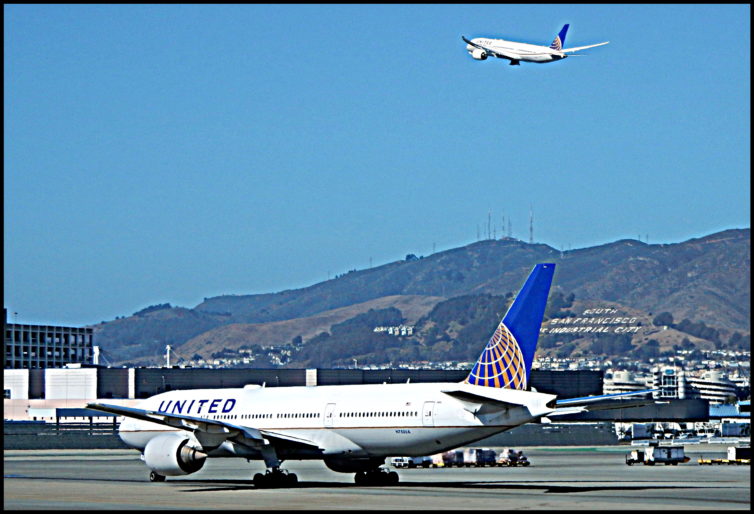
[[550, 24, 569, 51], [464, 263, 555, 390]]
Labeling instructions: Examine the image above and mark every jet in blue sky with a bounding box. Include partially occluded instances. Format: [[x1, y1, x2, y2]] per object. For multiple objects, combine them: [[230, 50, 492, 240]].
[[463, 24, 609, 65]]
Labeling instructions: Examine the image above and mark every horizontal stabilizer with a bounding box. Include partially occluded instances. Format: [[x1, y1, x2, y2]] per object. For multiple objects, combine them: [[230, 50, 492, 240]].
[[549, 389, 656, 416], [442, 389, 525, 410], [562, 41, 609, 53], [555, 389, 655, 407]]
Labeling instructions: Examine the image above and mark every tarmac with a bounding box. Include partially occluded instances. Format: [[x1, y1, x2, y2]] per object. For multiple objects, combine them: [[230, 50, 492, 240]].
[[4, 445, 750, 510]]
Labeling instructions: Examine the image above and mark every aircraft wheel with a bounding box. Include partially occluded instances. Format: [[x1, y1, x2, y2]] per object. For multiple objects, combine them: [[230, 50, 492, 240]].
[[354, 472, 367, 485], [149, 471, 166, 482], [388, 471, 399, 485], [286, 473, 298, 486], [253, 473, 265, 487]]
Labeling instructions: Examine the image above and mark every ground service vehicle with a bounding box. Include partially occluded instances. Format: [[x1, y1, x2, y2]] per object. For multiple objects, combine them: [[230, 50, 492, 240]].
[[461, 448, 497, 467], [645, 445, 689, 465], [627, 444, 688, 465], [728, 446, 750, 461], [442, 449, 465, 467], [698, 446, 751, 465], [390, 457, 411, 468], [390, 456, 432, 468], [411, 456, 433, 468], [625, 449, 645, 465], [498, 448, 530, 467]]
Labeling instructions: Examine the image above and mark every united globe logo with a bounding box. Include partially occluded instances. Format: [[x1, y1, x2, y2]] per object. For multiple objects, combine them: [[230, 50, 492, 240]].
[[465, 321, 526, 390]]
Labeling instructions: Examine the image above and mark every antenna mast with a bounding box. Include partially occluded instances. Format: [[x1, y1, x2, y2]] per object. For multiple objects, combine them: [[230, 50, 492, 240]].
[[529, 205, 534, 244]]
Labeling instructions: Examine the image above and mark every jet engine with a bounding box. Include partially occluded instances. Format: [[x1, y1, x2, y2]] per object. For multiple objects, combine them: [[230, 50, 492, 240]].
[[142, 433, 207, 476], [471, 49, 487, 60]]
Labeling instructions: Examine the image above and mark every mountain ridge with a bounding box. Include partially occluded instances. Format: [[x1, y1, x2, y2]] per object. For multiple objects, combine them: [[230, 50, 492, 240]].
[[91, 228, 750, 365]]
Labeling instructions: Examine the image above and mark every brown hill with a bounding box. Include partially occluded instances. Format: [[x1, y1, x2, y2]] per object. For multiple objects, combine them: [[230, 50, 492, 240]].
[[176, 295, 444, 360], [93, 228, 750, 365]]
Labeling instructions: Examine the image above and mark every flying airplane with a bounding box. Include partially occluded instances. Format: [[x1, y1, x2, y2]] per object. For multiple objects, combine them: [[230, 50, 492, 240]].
[[462, 24, 609, 65], [88, 263, 653, 487]]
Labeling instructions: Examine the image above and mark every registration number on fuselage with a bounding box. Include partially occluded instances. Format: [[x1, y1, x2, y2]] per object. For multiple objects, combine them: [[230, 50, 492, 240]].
[[395, 429, 411, 434]]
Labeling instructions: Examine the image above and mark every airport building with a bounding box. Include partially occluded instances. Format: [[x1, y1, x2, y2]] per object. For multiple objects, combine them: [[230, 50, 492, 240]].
[[650, 365, 740, 404], [3, 367, 603, 420], [603, 370, 651, 395], [4, 309, 94, 370], [686, 369, 739, 404], [652, 366, 688, 399], [3, 366, 720, 450]]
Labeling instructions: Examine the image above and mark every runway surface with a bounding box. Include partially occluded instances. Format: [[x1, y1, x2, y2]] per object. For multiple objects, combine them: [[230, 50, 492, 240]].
[[4, 446, 750, 510]]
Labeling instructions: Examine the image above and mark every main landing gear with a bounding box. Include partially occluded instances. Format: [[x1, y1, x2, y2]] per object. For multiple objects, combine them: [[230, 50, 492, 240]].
[[149, 471, 166, 482], [354, 468, 399, 486], [253, 468, 298, 488], [253, 445, 298, 488]]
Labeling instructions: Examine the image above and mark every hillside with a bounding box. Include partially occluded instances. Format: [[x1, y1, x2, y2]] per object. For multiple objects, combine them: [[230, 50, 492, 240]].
[[177, 295, 444, 361], [91, 228, 750, 365]]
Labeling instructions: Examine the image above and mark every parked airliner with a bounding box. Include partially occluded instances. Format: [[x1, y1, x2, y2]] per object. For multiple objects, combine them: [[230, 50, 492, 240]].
[[89, 263, 652, 487], [463, 24, 608, 65]]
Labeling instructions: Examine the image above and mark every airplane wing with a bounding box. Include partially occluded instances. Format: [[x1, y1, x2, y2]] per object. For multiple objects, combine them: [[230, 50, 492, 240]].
[[547, 389, 656, 416], [461, 35, 527, 62], [561, 41, 609, 53], [87, 402, 321, 451]]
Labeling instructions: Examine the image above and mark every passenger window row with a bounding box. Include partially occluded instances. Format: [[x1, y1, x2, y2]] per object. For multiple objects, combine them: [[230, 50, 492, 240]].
[[208, 411, 419, 422], [276, 412, 318, 419], [338, 411, 418, 418]]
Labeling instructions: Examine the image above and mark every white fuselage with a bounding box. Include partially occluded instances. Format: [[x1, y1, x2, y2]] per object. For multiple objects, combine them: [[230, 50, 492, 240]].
[[120, 382, 555, 461], [467, 38, 565, 63]]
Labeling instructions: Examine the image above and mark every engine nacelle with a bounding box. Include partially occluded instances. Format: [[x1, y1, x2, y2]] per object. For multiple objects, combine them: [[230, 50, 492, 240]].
[[471, 49, 487, 60], [324, 456, 386, 473], [143, 433, 207, 476]]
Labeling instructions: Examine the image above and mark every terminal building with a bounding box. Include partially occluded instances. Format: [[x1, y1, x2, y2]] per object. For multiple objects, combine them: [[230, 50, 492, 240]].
[[4, 309, 94, 370], [650, 366, 740, 404], [4, 365, 711, 426], [603, 370, 651, 395], [3, 365, 719, 450], [3, 367, 603, 404]]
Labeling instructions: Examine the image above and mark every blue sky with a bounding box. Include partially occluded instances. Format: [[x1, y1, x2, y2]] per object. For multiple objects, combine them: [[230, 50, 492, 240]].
[[5, 4, 750, 326]]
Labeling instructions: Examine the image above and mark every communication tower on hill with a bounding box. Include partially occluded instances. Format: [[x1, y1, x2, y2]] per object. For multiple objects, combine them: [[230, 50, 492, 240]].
[[529, 205, 534, 244]]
